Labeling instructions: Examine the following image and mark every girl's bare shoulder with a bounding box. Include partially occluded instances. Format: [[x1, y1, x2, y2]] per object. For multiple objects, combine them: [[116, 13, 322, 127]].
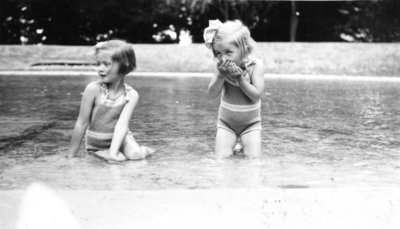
[[84, 81, 103, 96], [251, 57, 264, 66], [86, 80, 102, 89], [125, 85, 139, 101]]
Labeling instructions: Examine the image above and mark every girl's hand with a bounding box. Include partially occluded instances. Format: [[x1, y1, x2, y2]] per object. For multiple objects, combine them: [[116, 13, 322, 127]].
[[226, 61, 244, 81], [217, 59, 230, 76]]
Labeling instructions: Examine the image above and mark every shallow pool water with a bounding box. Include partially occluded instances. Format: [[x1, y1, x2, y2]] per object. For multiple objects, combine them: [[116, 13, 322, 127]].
[[1, 74, 400, 190]]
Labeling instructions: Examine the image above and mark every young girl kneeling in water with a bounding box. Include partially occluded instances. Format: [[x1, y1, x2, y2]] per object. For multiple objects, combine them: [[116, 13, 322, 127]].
[[68, 40, 153, 162], [204, 20, 265, 158]]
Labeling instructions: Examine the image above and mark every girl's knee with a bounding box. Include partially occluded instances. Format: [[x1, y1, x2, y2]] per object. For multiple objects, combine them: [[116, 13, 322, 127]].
[[124, 146, 153, 160], [215, 134, 236, 158], [215, 148, 234, 158], [241, 131, 261, 158], [124, 149, 144, 160], [243, 149, 261, 158], [242, 143, 261, 158]]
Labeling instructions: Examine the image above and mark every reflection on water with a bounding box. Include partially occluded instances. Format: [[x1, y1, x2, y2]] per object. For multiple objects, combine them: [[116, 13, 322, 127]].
[[1, 75, 400, 190]]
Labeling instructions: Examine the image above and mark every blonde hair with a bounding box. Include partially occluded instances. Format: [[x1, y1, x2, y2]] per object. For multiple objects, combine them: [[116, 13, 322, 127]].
[[94, 40, 136, 75], [212, 20, 256, 59]]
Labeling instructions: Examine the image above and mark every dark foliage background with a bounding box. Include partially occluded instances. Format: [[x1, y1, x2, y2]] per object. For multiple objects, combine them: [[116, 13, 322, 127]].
[[1, 0, 399, 45]]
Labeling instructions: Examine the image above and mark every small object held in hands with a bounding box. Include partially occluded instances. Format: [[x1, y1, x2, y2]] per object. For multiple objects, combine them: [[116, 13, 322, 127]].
[[226, 60, 243, 79]]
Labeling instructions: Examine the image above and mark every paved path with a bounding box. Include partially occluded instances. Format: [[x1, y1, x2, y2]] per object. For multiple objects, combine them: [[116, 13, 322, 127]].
[[1, 183, 400, 229]]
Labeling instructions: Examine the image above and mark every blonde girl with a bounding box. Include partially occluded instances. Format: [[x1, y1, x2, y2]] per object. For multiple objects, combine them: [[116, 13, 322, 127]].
[[204, 20, 265, 158]]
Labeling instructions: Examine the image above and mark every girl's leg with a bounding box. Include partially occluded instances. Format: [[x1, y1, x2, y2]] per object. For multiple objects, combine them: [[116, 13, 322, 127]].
[[215, 128, 237, 158], [120, 133, 153, 160], [240, 130, 261, 158]]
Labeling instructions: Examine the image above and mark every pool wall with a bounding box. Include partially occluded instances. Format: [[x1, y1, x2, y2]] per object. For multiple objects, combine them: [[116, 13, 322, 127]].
[[1, 43, 400, 76]]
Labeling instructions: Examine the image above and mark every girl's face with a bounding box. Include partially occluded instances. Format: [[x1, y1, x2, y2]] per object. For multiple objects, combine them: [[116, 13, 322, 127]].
[[95, 50, 121, 84], [213, 39, 243, 65]]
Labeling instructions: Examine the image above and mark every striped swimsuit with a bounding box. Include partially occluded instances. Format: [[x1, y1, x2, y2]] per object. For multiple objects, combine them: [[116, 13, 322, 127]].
[[217, 58, 262, 136], [85, 82, 133, 152]]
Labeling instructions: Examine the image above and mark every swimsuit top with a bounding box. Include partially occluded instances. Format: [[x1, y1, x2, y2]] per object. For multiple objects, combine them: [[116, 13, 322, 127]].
[[100, 82, 132, 100], [87, 82, 133, 133], [224, 57, 257, 87]]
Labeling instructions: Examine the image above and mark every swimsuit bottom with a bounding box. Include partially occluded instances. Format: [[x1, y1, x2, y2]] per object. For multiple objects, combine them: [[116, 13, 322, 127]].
[[217, 100, 261, 137], [85, 129, 133, 152]]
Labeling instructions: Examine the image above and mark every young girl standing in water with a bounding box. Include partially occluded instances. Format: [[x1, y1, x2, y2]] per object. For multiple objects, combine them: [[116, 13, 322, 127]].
[[204, 20, 265, 158], [68, 40, 153, 162]]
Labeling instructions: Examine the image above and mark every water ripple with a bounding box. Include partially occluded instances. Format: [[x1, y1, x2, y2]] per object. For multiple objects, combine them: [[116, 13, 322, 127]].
[[1, 76, 400, 189]]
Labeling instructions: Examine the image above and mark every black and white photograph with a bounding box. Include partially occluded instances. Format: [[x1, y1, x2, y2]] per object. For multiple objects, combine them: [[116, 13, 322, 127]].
[[0, 0, 399, 228]]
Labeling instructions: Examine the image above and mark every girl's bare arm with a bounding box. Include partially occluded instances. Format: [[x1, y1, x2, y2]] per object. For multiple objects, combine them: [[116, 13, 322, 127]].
[[68, 82, 98, 158], [238, 59, 265, 102], [109, 89, 139, 156], [207, 72, 226, 99], [208, 60, 233, 99]]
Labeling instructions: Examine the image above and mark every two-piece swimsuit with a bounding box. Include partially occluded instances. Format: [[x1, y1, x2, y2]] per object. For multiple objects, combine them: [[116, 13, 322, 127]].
[[217, 58, 262, 136]]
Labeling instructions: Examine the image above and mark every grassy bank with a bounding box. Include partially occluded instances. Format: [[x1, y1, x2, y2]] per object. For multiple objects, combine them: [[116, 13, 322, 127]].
[[0, 43, 399, 76]]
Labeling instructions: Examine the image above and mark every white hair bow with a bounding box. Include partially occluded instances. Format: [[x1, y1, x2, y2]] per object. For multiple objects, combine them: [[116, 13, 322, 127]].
[[94, 41, 105, 49], [203, 19, 223, 49]]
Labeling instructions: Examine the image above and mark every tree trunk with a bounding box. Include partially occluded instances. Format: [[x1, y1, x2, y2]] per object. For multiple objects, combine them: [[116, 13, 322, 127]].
[[224, 0, 229, 20], [290, 1, 298, 42], [0, 0, 2, 43]]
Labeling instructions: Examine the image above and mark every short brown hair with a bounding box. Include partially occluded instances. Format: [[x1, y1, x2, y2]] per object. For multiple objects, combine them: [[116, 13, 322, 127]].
[[94, 40, 136, 75]]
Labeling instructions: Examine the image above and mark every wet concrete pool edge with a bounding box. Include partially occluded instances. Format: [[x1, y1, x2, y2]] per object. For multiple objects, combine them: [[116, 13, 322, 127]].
[[1, 70, 400, 82], [1, 185, 400, 229]]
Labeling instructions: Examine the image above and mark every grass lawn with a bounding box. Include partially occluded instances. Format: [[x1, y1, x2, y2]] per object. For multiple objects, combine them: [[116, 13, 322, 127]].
[[0, 43, 399, 76]]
